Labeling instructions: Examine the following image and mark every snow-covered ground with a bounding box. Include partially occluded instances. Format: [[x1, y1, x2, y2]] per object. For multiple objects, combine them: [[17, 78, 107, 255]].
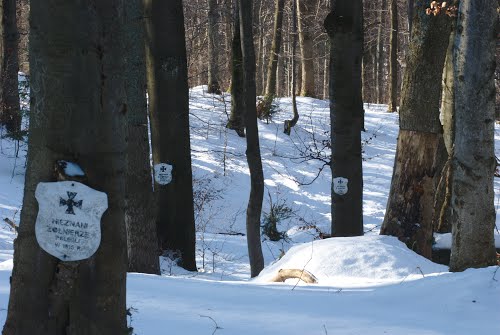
[[0, 86, 499, 334]]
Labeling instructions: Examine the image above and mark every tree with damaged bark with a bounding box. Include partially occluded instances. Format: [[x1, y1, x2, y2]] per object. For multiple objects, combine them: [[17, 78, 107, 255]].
[[3, 1, 129, 333], [324, 0, 364, 237], [0, 0, 20, 136], [144, 0, 197, 271], [240, 0, 265, 277], [380, 0, 452, 259], [446, 0, 497, 272]]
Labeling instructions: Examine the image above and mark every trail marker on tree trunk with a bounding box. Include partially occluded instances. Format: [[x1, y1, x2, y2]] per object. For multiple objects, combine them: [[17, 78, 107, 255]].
[[35, 181, 108, 261]]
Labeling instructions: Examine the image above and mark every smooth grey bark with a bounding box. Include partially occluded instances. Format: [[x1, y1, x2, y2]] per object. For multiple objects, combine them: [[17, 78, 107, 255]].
[[408, 0, 414, 37], [297, 0, 317, 97], [207, 0, 221, 94], [448, 0, 497, 272], [375, 0, 387, 104], [387, 0, 398, 112], [239, 0, 265, 278], [144, 0, 197, 271], [0, 0, 20, 135], [227, 0, 245, 137], [284, 0, 299, 135], [3, 1, 129, 334], [264, 0, 285, 97], [380, 0, 451, 259], [325, 0, 364, 237], [124, 0, 160, 275]]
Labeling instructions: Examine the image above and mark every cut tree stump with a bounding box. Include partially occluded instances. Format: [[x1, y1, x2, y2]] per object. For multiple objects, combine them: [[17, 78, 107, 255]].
[[269, 269, 318, 284]]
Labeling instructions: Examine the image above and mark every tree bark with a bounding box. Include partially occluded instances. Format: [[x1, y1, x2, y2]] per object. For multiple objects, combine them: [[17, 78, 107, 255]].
[[325, 0, 364, 237], [145, 0, 197, 271], [227, 0, 245, 137], [284, 0, 299, 136], [124, 0, 160, 275], [0, 0, 20, 135], [207, 0, 221, 94], [3, 1, 128, 333], [380, 1, 451, 258], [375, 0, 387, 104], [297, 0, 317, 97], [448, 0, 497, 272], [239, 0, 265, 278], [387, 0, 398, 112], [264, 0, 285, 97]]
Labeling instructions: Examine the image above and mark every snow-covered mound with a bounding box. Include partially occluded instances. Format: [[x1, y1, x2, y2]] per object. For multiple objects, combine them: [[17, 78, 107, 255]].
[[255, 235, 447, 287]]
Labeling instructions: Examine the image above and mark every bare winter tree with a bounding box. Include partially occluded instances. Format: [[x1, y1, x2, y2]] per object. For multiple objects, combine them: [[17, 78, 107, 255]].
[[3, 1, 129, 333], [324, 0, 364, 237], [0, 0, 20, 135], [124, 0, 160, 275], [145, 0, 197, 271], [240, 0, 265, 277], [207, 0, 222, 94], [380, 0, 451, 258], [387, 0, 398, 112], [447, 0, 497, 272]]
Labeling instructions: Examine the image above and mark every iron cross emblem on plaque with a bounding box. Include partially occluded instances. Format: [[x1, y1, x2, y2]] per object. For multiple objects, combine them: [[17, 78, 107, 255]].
[[160, 166, 167, 173], [59, 191, 83, 215]]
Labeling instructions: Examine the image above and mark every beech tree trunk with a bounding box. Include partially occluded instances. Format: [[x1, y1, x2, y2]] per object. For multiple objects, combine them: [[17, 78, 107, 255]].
[[0, 0, 20, 135], [297, 0, 316, 97], [227, 0, 245, 137], [124, 0, 160, 275], [3, 1, 128, 333], [448, 0, 497, 272], [284, 0, 299, 135], [375, 0, 387, 104], [145, 0, 197, 271], [380, 1, 451, 258], [207, 0, 221, 94], [239, 0, 265, 278], [387, 0, 398, 112], [325, 0, 364, 237], [264, 0, 285, 97]]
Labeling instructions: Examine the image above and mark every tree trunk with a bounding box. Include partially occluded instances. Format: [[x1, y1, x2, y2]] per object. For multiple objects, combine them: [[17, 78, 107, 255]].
[[284, 0, 299, 136], [0, 0, 20, 135], [124, 0, 160, 275], [239, 0, 265, 278], [448, 0, 497, 272], [207, 0, 221, 94], [145, 0, 197, 271], [407, 0, 414, 37], [380, 1, 451, 258], [325, 0, 364, 237], [227, 0, 245, 137], [264, 0, 285, 97], [297, 0, 316, 97], [3, 1, 128, 333], [387, 0, 398, 112], [375, 0, 386, 104]]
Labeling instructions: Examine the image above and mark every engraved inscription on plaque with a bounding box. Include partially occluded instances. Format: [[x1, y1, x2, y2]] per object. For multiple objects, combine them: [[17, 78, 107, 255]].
[[154, 163, 173, 185], [35, 181, 108, 261], [333, 177, 348, 195]]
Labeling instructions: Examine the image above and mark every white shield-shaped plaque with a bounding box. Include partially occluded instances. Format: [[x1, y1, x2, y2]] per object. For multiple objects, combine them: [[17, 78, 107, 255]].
[[333, 177, 348, 195], [154, 163, 173, 185], [35, 181, 108, 261]]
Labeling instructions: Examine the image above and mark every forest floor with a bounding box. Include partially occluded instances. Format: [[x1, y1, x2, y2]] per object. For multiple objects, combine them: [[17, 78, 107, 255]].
[[0, 86, 499, 334]]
